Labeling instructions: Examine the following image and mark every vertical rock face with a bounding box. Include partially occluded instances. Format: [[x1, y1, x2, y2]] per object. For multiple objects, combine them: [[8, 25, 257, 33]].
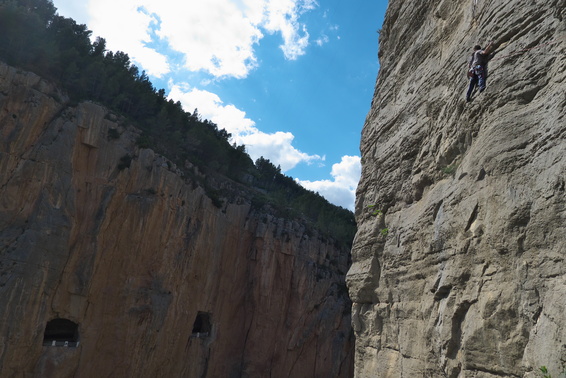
[[349, 0, 565, 377], [0, 62, 353, 377]]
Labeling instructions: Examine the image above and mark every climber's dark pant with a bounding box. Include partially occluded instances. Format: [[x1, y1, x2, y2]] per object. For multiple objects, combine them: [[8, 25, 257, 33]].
[[466, 65, 486, 101]]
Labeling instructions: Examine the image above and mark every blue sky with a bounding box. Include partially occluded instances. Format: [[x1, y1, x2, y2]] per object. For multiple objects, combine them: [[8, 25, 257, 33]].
[[51, 0, 387, 210]]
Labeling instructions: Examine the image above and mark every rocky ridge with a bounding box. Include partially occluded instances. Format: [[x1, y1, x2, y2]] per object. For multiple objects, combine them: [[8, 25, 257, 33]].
[[0, 61, 353, 377], [348, 0, 565, 377]]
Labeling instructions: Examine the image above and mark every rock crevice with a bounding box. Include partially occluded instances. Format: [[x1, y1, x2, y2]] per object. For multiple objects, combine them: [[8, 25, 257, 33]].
[[349, 0, 565, 376]]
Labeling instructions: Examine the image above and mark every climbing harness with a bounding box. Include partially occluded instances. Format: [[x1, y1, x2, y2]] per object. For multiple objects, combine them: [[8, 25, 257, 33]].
[[471, 64, 485, 77]]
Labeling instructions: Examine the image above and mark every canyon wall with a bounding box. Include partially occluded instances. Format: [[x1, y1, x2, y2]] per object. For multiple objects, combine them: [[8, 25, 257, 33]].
[[348, 0, 566, 377], [0, 61, 353, 377]]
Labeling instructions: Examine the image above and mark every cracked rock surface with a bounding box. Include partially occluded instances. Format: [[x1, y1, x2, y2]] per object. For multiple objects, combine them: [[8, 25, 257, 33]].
[[348, 0, 566, 377]]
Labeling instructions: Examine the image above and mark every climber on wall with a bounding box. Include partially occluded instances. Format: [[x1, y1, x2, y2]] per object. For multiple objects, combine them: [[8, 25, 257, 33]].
[[466, 41, 494, 102]]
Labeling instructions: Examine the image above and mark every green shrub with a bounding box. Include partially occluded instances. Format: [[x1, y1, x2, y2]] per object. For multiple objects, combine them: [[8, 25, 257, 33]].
[[117, 154, 132, 170], [107, 128, 120, 140]]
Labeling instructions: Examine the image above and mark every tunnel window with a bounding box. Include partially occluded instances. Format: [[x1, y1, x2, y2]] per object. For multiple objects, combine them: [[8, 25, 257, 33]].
[[191, 312, 212, 338], [43, 318, 80, 347]]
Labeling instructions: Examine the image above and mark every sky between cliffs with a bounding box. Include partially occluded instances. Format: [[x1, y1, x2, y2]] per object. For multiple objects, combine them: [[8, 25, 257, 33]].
[[51, 0, 387, 210]]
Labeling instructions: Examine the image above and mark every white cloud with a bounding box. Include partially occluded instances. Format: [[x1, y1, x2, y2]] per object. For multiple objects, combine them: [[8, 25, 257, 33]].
[[85, 0, 170, 77], [52, 0, 352, 207], [79, 0, 318, 78], [315, 34, 329, 47], [262, 0, 313, 60], [54, 1, 90, 25], [169, 84, 256, 135], [168, 84, 323, 171], [297, 155, 360, 210], [148, 0, 263, 78], [237, 130, 323, 171]]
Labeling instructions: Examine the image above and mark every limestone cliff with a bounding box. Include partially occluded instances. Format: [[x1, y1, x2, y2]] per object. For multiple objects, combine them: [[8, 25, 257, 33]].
[[348, 0, 566, 377], [0, 61, 353, 377]]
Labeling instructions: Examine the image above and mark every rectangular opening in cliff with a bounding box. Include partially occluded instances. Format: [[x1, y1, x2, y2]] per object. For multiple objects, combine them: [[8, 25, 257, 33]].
[[191, 312, 212, 338], [43, 318, 80, 347]]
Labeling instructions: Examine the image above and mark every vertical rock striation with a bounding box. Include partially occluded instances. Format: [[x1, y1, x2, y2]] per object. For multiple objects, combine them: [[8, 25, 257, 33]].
[[0, 62, 353, 377], [349, 0, 565, 376]]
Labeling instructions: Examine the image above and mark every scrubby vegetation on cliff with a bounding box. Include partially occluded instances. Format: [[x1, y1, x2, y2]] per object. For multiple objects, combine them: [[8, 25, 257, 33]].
[[0, 0, 356, 247]]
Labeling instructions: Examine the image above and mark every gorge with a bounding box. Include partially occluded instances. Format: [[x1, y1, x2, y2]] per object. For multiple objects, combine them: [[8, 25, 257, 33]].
[[1, 0, 566, 377]]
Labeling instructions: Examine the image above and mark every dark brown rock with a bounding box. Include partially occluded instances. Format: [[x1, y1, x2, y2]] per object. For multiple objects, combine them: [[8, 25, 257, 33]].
[[0, 62, 354, 378]]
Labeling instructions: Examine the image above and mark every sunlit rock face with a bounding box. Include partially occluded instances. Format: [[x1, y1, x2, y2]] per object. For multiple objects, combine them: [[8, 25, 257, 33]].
[[348, 0, 565, 376], [0, 61, 354, 378]]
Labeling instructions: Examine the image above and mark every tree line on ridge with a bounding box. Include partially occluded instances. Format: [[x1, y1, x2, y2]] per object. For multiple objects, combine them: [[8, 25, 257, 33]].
[[0, 0, 356, 248]]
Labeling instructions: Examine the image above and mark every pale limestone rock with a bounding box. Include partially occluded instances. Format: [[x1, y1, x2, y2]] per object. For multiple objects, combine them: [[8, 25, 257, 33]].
[[348, 0, 566, 377]]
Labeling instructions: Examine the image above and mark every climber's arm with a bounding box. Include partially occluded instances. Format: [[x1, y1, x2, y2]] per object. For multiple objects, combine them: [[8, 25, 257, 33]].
[[483, 40, 495, 55]]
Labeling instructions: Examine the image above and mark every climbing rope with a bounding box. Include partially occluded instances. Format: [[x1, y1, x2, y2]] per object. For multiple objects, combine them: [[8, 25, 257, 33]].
[[462, 37, 564, 78], [472, 0, 479, 20], [491, 38, 564, 61]]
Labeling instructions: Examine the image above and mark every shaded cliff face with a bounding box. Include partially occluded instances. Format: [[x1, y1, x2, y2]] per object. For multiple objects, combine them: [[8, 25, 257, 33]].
[[348, 0, 565, 377], [0, 62, 353, 377]]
